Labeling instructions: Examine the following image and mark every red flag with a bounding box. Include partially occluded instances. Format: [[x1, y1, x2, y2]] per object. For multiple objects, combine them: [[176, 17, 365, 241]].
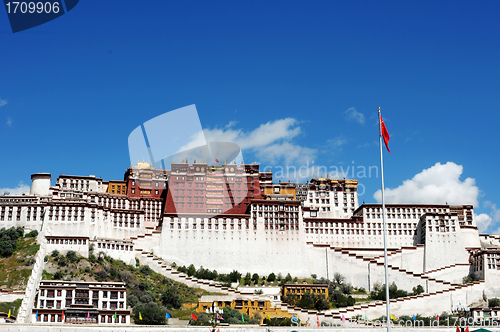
[[191, 313, 198, 321], [62, 311, 64, 322], [215, 158, 219, 163], [317, 316, 320, 327], [380, 114, 391, 153], [465, 327, 469, 332], [436, 315, 439, 321], [456, 326, 460, 332]]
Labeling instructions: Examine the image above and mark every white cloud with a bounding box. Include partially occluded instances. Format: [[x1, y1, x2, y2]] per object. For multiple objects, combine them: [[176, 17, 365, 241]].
[[0, 98, 7, 107], [256, 141, 316, 165], [480, 201, 500, 234], [344, 107, 365, 125], [476, 213, 493, 233], [6, 117, 12, 126], [178, 118, 315, 165], [373, 162, 479, 206], [0, 182, 30, 196], [326, 136, 348, 151]]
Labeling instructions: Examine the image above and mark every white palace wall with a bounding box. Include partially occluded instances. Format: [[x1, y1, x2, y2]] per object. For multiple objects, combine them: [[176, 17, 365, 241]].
[[399, 246, 425, 274], [424, 230, 472, 272], [159, 216, 311, 277]]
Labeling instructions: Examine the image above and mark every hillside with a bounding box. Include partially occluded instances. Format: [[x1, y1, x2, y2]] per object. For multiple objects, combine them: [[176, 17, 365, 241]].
[[42, 247, 210, 324], [0, 228, 39, 290]]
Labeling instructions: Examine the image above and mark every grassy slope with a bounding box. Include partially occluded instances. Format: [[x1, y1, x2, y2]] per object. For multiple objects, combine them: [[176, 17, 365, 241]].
[[0, 237, 39, 290]]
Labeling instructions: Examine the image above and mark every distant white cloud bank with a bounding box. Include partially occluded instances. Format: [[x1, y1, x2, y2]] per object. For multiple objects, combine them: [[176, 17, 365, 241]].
[[373, 162, 479, 206], [0, 182, 30, 196]]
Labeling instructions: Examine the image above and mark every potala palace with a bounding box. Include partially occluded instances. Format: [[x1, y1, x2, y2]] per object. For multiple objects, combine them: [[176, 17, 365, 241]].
[[2, 160, 500, 324]]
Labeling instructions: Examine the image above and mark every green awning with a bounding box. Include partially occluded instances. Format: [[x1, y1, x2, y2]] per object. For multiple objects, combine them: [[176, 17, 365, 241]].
[[472, 328, 492, 332]]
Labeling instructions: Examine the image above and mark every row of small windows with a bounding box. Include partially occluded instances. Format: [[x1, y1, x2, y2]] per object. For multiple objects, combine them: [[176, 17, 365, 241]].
[[47, 238, 87, 245], [36, 314, 126, 323], [166, 217, 247, 223], [40, 289, 123, 298], [97, 242, 133, 251], [170, 223, 258, 230], [253, 205, 299, 211], [367, 207, 448, 214], [309, 199, 355, 208], [305, 229, 416, 235], [305, 222, 417, 229], [310, 192, 355, 198]]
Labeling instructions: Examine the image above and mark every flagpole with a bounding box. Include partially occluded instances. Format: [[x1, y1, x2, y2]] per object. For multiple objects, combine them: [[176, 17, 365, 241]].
[[379, 107, 392, 332]]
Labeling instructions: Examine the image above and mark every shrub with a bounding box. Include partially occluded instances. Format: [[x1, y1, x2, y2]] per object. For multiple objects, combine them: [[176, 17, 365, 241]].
[[186, 264, 196, 277], [244, 273, 251, 285], [66, 251, 78, 263], [127, 294, 139, 308], [134, 306, 166, 325], [161, 288, 182, 309], [26, 230, 38, 238], [0, 227, 23, 257], [57, 257, 67, 267], [138, 281, 150, 291], [51, 250, 59, 257], [228, 270, 241, 283], [118, 270, 135, 285], [53, 271, 64, 280], [25, 258, 36, 266], [139, 265, 152, 275], [95, 270, 108, 281], [412, 285, 424, 295], [139, 292, 155, 304], [489, 298, 500, 308]]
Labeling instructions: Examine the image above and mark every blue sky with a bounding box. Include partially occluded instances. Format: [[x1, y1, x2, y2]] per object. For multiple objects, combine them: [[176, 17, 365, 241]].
[[2, 1, 500, 232]]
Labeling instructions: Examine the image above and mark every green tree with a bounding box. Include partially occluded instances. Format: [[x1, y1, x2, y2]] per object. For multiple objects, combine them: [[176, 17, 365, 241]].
[[0, 227, 23, 257], [134, 306, 166, 325], [412, 285, 425, 295], [252, 273, 259, 284], [489, 298, 500, 308], [66, 250, 78, 263], [244, 273, 252, 285], [26, 230, 38, 237], [315, 297, 330, 311], [228, 270, 241, 283], [161, 288, 182, 309], [187, 264, 196, 277], [267, 273, 276, 283], [139, 265, 152, 275], [371, 282, 409, 300]]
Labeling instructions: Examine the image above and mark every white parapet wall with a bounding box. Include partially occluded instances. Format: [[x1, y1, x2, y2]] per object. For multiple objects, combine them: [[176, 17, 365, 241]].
[[0, 289, 24, 302], [16, 242, 45, 323]]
